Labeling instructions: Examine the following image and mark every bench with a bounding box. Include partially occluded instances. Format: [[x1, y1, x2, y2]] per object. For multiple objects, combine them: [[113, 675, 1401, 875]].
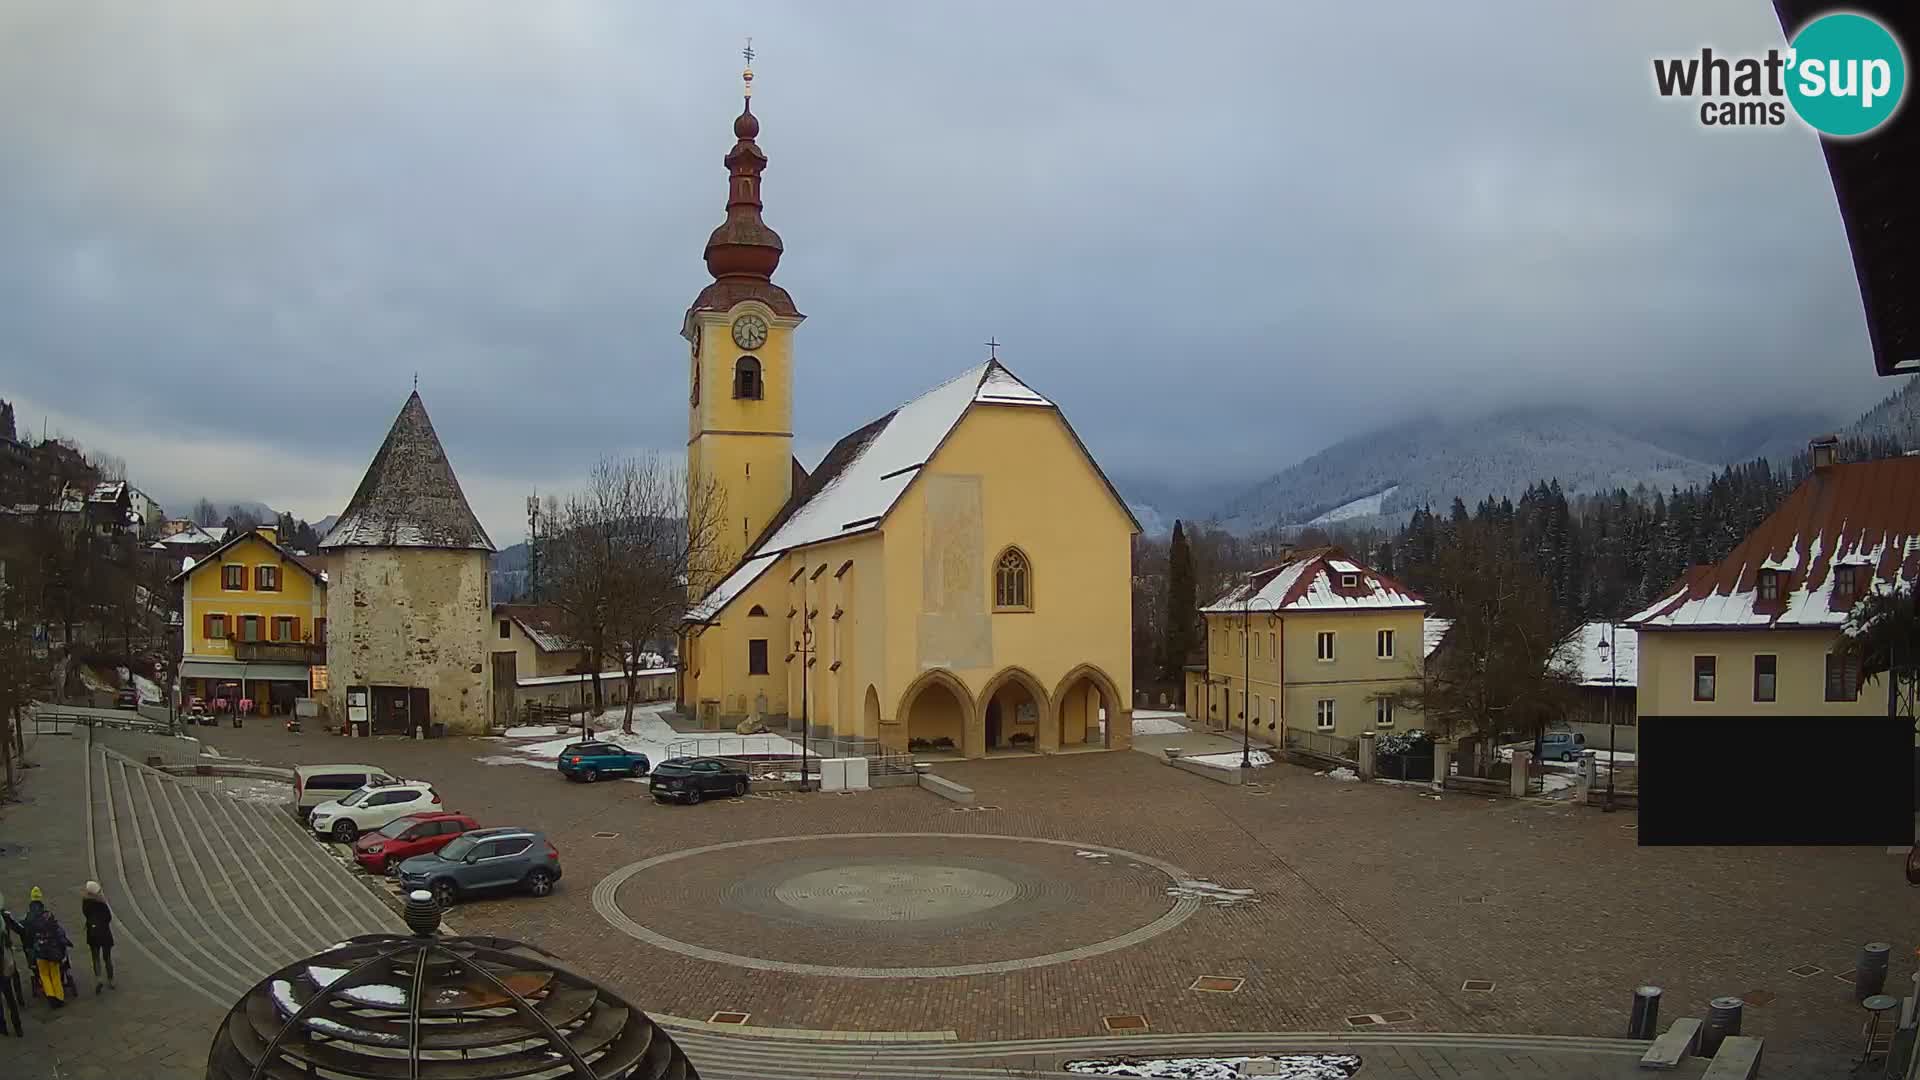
[[1700, 1036, 1761, 1080], [919, 774, 974, 805], [1639, 1018, 1702, 1068]]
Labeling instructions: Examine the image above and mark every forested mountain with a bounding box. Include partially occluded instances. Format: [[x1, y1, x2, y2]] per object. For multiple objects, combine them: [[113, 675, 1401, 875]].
[[1849, 376, 1920, 446], [1209, 409, 1721, 534]]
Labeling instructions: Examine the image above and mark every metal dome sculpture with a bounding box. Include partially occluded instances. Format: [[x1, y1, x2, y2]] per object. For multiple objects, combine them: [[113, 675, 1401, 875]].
[[207, 891, 699, 1079]]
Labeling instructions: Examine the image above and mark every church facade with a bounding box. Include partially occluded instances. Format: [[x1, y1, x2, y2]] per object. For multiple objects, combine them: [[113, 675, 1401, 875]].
[[678, 74, 1137, 758]]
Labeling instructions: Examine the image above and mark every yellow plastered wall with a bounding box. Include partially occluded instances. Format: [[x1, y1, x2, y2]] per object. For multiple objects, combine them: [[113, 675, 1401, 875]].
[[880, 403, 1135, 753], [1635, 628, 1883, 718], [687, 302, 799, 563], [1203, 607, 1426, 739], [180, 534, 328, 658]]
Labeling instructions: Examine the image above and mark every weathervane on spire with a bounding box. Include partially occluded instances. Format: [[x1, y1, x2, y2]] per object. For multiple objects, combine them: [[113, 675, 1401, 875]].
[[742, 37, 755, 99]]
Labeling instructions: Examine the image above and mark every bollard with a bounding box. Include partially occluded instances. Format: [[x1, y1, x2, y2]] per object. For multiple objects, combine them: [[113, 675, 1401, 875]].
[[1700, 996, 1743, 1056], [1856, 942, 1891, 1002], [1628, 985, 1662, 1039]]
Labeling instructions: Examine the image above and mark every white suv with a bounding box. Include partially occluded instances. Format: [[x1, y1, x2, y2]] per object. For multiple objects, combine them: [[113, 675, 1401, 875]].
[[310, 781, 442, 843]]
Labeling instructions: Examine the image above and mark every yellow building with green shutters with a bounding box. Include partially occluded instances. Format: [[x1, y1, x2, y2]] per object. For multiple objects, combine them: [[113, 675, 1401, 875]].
[[174, 526, 328, 715], [677, 81, 1138, 759]]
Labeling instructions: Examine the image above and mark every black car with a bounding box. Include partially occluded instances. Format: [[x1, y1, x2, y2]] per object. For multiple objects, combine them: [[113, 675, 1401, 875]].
[[649, 757, 750, 804]]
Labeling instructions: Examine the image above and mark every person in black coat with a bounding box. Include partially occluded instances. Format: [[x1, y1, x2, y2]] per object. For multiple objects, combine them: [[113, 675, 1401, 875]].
[[0, 891, 24, 1035], [81, 881, 114, 993]]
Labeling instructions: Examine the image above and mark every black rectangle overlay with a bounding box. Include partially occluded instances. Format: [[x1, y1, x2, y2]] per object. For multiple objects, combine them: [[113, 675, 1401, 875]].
[[1639, 715, 1914, 845]]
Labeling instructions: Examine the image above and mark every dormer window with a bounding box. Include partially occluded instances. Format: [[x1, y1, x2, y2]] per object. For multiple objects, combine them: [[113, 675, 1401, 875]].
[[1340, 574, 1359, 588], [1834, 564, 1859, 603], [1757, 570, 1781, 602], [733, 355, 763, 400]]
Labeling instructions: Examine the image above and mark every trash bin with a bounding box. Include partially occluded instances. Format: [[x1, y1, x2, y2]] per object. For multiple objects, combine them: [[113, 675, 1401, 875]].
[[1628, 986, 1662, 1039], [1700, 996, 1743, 1056], [1857, 942, 1891, 1002]]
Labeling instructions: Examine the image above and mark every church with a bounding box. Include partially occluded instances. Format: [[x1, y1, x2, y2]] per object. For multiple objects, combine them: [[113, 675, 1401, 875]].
[[677, 64, 1138, 759]]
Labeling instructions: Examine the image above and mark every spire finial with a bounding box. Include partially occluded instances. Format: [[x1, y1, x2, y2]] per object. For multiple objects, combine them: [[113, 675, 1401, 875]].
[[742, 37, 755, 99], [412, 371, 418, 391], [985, 337, 1001, 361]]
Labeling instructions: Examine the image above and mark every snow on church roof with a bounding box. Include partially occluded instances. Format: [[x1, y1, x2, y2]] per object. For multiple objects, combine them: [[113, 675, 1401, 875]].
[[688, 360, 1121, 623], [321, 391, 494, 552]]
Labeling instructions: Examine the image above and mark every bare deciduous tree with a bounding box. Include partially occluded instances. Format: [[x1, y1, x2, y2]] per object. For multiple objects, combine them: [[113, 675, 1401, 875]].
[[544, 456, 728, 734]]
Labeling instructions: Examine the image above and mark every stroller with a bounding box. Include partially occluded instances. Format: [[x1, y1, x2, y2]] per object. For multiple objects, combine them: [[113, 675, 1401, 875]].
[[13, 922, 75, 1002]]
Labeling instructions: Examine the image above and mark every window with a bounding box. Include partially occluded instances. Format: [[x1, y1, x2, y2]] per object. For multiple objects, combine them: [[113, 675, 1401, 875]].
[[1251, 695, 1260, 722], [316, 618, 328, 646], [222, 564, 246, 590], [499, 619, 511, 639], [1375, 697, 1394, 727], [1269, 696, 1277, 726], [239, 615, 262, 643], [1757, 570, 1780, 602], [1269, 632, 1276, 658], [205, 613, 228, 640], [270, 616, 297, 643], [748, 604, 767, 617], [1340, 573, 1358, 588], [1315, 699, 1336, 730], [494, 837, 532, 857], [1376, 629, 1395, 658], [1239, 630, 1246, 655], [1826, 653, 1860, 702], [994, 548, 1031, 610], [1693, 655, 1716, 701], [733, 355, 763, 399], [1835, 565, 1859, 603], [748, 638, 769, 675], [256, 565, 280, 592], [1316, 631, 1335, 661], [1253, 633, 1260, 658], [1753, 654, 1777, 702]]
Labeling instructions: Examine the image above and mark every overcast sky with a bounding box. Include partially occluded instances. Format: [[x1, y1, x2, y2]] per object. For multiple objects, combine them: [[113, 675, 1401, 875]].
[[0, 2, 1889, 544]]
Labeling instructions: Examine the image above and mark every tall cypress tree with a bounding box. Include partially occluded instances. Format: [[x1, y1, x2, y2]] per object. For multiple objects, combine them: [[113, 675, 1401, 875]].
[[1163, 520, 1197, 688]]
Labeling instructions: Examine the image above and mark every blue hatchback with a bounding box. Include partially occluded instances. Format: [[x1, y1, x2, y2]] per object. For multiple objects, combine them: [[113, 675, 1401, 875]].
[[556, 740, 650, 783]]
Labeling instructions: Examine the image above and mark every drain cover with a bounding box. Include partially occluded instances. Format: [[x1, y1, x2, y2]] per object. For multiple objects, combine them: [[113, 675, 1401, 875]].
[[1462, 979, 1496, 992], [1102, 1014, 1148, 1032], [708, 1010, 750, 1025], [1789, 964, 1823, 978], [593, 831, 620, 839], [1189, 976, 1245, 993]]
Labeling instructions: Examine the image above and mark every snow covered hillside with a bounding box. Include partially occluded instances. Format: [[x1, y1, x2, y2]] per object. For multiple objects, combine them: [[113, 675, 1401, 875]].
[[1211, 408, 1722, 534]]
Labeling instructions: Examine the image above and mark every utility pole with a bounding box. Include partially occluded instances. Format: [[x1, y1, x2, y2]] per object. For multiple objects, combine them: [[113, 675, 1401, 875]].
[[526, 495, 541, 600]]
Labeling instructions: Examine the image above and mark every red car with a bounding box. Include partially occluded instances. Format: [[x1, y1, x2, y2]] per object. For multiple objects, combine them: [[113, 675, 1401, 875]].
[[351, 811, 479, 874]]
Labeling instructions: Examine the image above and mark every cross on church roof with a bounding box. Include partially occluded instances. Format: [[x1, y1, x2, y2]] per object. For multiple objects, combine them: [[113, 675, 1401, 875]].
[[985, 337, 1001, 360]]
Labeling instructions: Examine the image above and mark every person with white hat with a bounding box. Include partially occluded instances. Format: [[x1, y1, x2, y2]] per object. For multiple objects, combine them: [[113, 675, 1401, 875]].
[[81, 881, 114, 992]]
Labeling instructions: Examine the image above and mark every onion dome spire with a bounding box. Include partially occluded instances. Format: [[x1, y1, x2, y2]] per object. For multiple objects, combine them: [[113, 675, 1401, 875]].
[[703, 38, 783, 282]]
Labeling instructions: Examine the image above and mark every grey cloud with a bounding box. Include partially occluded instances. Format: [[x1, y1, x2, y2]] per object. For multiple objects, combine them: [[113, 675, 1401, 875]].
[[0, 1, 1887, 541]]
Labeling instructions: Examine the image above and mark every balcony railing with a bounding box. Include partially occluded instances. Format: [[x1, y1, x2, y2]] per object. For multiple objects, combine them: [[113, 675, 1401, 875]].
[[232, 641, 324, 664]]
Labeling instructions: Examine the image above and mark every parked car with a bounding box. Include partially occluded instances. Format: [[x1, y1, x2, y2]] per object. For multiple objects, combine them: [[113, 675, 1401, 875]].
[[557, 740, 650, 783], [1536, 730, 1587, 762], [648, 757, 750, 804], [396, 827, 561, 907], [310, 781, 442, 843], [292, 764, 398, 822], [351, 811, 480, 875], [114, 689, 137, 710]]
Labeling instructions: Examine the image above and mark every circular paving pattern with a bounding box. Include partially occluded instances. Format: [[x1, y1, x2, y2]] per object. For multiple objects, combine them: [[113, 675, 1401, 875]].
[[593, 833, 1199, 978]]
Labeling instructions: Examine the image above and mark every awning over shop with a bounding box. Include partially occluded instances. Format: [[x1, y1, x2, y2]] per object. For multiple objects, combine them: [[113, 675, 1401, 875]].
[[178, 659, 312, 682]]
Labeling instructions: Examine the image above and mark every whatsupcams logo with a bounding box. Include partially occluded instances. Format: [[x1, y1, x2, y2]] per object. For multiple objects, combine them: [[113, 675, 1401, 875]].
[[1653, 11, 1906, 136]]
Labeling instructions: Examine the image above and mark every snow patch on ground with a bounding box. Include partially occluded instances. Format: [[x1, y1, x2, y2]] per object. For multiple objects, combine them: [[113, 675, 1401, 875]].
[[1167, 879, 1260, 906], [1322, 766, 1359, 782], [1186, 750, 1274, 769], [213, 776, 293, 806], [500, 725, 566, 738], [1133, 714, 1192, 736], [1075, 850, 1111, 860], [1067, 1055, 1361, 1079], [476, 704, 804, 773]]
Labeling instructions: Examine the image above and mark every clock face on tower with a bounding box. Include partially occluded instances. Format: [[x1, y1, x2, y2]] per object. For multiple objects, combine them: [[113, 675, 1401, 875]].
[[731, 313, 769, 350]]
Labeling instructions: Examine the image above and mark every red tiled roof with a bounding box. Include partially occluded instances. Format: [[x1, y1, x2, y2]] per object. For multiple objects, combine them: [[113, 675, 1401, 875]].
[[1201, 547, 1424, 613], [1629, 456, 1920, 629]]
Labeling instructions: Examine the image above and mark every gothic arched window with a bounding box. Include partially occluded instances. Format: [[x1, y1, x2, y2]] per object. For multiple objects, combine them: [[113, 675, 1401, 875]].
[[734, 356, 763, 400], [747, 604, 767, 617], [994, 547, 1032, 611]]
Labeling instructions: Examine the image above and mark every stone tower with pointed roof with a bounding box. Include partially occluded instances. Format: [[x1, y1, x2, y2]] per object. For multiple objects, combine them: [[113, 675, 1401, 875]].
[[321, 391, 497, 735]]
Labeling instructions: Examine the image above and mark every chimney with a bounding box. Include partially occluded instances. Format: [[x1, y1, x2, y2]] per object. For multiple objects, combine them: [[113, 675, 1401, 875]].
[[257, 525, 278, 544], [1277, 542, 1295, 562], [1809, 435, 1839, 470]]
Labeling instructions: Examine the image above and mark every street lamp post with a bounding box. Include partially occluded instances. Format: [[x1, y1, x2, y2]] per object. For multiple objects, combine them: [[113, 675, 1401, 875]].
[[1241, 592, 1253, 769], [1599, 624, 1617, 813], [793, 611, 814, 791]]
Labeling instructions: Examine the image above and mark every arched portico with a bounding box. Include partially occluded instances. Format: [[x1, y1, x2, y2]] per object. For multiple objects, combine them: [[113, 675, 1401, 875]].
[[862, 684, 881, 740], [978, 666, 1052, 754], [898, 668, 976, 757], [1052, 664, 1128, 750]]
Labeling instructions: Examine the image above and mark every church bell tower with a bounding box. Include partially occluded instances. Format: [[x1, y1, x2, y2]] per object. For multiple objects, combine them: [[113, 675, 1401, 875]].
[[684, 44, 804, 576]]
